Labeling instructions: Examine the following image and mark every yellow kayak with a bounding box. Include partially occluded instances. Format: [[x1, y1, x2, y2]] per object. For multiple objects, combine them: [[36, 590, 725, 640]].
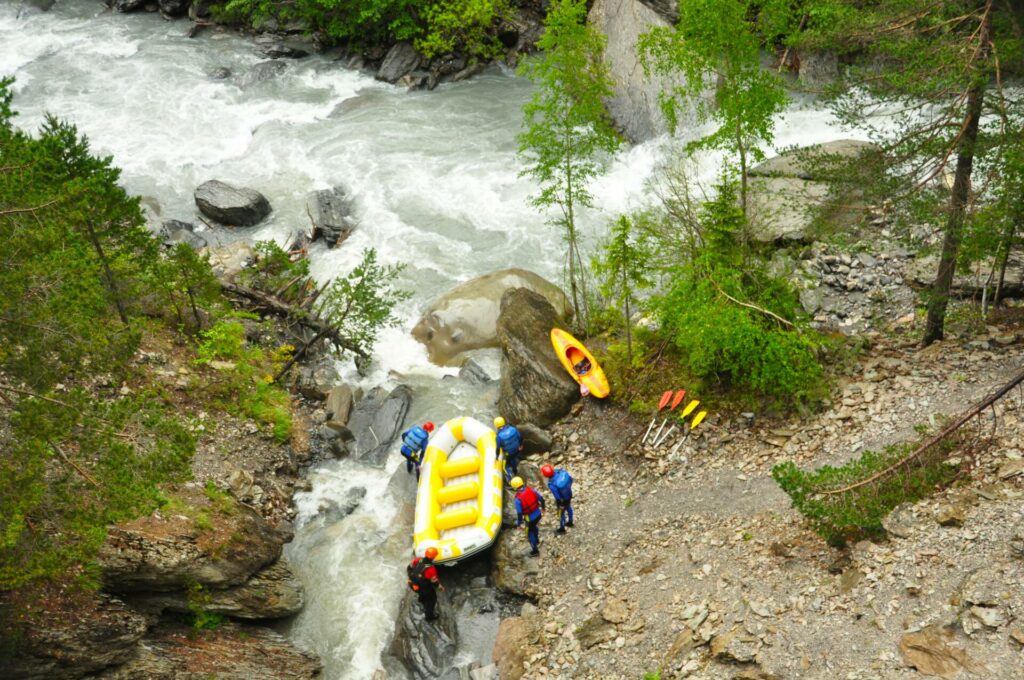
[[550, 328, 610, 399], [412, 417, 503, 564]]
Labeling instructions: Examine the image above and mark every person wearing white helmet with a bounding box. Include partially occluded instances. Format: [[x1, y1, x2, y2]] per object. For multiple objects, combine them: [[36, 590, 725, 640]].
[[493, 416, 523, 483]]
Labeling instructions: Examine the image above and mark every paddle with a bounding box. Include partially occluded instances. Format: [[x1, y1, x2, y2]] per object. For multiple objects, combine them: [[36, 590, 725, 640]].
[[653, 399, 699, 447], [669, 410, 708, 456], [649, 390, 685, 447], [641, 391, 673, 445]]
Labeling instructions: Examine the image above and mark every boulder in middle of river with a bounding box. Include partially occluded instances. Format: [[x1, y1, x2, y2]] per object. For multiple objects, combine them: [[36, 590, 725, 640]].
[[194, 180, 271, 227], [412, 268, 571, 366], [346, 384, 413, 467], [306, 187, 356, 247]]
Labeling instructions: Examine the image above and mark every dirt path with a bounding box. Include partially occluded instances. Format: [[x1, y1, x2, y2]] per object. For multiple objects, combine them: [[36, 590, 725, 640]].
[[499, 337, 1024, 679]]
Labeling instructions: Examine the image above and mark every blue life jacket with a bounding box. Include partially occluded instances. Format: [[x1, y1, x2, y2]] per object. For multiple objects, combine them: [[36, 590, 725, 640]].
[[496, 425, 522, 457], [548, 469, 573, 501], [402, 426, 429, 455]]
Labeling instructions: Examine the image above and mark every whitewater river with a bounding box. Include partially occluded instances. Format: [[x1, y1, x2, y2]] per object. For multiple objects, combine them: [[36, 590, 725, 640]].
[[1, 2, 863, 676]]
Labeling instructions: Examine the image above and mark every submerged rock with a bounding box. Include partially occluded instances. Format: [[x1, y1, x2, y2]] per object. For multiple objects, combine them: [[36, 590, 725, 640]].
[[307, 187, 357, 248], [233, 60, 288, 88], [347, 384, 413, 467], [159, 219, 206, 250], [109, 0, 148, 12], [157, 0, 189, 17], [194, 180, 271, 227], [496, 288, 579, 427], [413, 268, 571, 366]]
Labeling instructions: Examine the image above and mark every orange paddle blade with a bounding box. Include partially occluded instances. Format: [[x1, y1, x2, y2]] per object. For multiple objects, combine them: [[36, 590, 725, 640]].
[[658, 390, 672, 410], [670, 390, 686, 409]]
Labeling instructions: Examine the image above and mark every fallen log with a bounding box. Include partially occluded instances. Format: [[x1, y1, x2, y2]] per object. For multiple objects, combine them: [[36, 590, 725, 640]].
[[220, 281, 368, 361]]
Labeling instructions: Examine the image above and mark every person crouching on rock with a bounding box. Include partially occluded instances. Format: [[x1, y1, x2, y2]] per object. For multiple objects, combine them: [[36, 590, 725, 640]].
[[407, 547, 444, 621], [494, 416, 523, 483], [400, 421, 434, 479], [541, 463, 574, 534], [511, 476, 545, 557]]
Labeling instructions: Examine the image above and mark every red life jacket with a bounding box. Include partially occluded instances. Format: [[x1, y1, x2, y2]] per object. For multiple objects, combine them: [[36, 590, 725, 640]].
[[516, 487, 540, 516], [407, 558, 435, 592]]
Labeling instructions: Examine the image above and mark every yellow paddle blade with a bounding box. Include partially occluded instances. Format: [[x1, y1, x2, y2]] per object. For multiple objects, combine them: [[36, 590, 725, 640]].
[[680, 400, 699, 418], [690, 410, 708, 430]]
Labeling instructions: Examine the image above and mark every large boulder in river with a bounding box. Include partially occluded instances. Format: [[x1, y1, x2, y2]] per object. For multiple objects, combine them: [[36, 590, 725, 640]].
[[346, 385, 412, 467], [233, 60, 288, 88], [97, 488, 284, 592], [746, 139, 880, 243], [0, 588, 149, 680], [589, 0, 686, 142], [497, 289, 579, 427], [194, 180, 272, 226], [108, 0, 147, 12], [307, 187, 356, 248], [412, 268, 571, 366], [376, 42, 423, 83]]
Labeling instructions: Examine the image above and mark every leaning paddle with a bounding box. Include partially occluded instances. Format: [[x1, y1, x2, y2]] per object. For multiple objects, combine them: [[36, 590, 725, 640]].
[[669, 410, 708, 456], [641, 391, 673, 445], [654, 399, 699, 447], [649, 390, 685, 446]]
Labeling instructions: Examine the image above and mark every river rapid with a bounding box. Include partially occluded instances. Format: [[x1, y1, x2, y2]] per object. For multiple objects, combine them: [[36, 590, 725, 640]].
[[1, 2, 863, 677]]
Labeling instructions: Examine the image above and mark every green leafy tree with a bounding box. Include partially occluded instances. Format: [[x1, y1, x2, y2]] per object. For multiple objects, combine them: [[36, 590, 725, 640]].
[[416, 0, 512, 59], [639, 0, 790, 218], [593, 215, 653, 364], [517, 0, 621, 329], [148, 243, 224, 333], [795, 0, 1024, 344]]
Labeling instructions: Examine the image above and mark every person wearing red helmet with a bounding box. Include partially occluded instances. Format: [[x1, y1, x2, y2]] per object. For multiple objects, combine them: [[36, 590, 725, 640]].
[[541, 463, 574, 534], [407, 546, 444, 620], [400, 421, 435, 479]]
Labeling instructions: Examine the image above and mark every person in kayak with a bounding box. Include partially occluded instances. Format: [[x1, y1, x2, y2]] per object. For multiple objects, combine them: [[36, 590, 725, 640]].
[[511, 476, 545, 557], [541, 463, 575, 533], [494, 416, 523, 482], [407, 547, 444, 621], [400, 421, 434, 478]]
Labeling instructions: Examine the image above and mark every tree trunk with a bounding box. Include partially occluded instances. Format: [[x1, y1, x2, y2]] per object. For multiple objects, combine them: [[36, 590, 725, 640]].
[[85, 220, 129, 325], [992, 221, 1017, 309], [923, 72, 988, 344], [624, 290, 632, 366]]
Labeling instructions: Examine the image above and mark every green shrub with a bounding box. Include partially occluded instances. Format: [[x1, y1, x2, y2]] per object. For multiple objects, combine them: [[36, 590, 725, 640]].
[[772, 431, 963, 546]]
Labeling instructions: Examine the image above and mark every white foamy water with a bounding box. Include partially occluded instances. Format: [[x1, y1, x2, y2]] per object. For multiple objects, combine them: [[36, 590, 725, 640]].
[[2, 2, 862, 676]]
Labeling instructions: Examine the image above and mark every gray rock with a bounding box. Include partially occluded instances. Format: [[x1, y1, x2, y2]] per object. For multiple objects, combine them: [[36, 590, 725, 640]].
[[745, 176, 830, 242], [18, 0, 56, 14], [194, 180, 271, 227], [749, 140, 880, 181], [295, 358, 341, 401], [799, 288, 822, 314], [491, 527, 541, 597], [347, 385, 413, 467], [798, 50, 839, 90], [376, 42, 422, 83], [451, 62, 487, 83], [307, 187, 356, 247], [98, 622, 321, 678], [904, 252, 1024, 299], [399, 72, 429, 90], [233, 60, 288, 88], [413, 268, 571, 366], [588, 0, 683, 142], [856, 251, 878, 268], [575, 616, 618, 649], [519, 423, 553, 455], [97, 489, 283, 592], [0, 591, 149, 679], [109, 0, 147, 12], [497, 289, 579, 427], [159, 219, 207, 250], [157, 0, 189, 16], [388, 589, 459, 679], [132, 559, 304, 619], [325, 384, 354, 425], [458, 359, 494, 385], [317, 486, 366, 523], [259, 42, 309, 59], [201, 241, 255, 280]]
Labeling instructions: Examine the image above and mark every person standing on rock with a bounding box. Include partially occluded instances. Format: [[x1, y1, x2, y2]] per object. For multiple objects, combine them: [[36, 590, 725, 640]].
[[540, 464, 574, 534], [399, 421, 434, 479], [494, 416, 523, 483], [511, 476, 545, 557], [407, 547, 444, 621]]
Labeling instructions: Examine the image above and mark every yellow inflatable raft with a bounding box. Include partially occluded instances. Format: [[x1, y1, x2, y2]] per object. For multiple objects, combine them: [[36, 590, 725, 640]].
[[413, 416, 503, 564]]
